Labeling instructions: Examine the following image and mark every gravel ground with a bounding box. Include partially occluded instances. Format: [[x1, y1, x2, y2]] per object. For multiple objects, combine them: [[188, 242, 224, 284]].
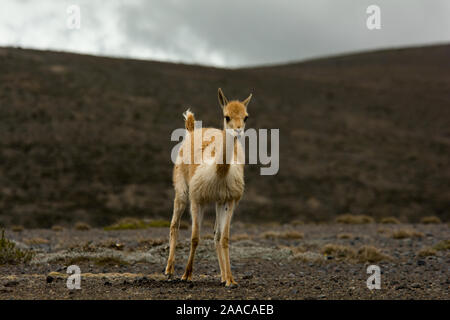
[[0, 223, 448, 299]]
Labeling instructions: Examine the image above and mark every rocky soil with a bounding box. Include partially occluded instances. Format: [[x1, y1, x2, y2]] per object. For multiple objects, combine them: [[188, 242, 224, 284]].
[[0, 222, 448, 299]]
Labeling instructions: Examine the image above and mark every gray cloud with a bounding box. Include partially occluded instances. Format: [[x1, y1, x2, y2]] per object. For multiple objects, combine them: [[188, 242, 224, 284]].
[[0, 0, 449, 67]]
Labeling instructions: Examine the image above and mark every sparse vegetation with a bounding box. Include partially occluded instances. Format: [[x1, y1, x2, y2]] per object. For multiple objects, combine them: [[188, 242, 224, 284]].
[[104, 218, 170, 230], [137, 238, 166, 248], [432, 240, 450, 251], [56, 255, 129, 266], [336, 214, 374, 224], [52, 225, 64, 232], [356, 245, 392, 263], [75, 222, 91, 231], [417, 247, 437, 257], [262, 230, 304, 240], [291, 220, 304, 226], [321, 243, 391, 262], [420, 216, 442, 224], [202, 233, 214, 240], [0, 230, 34, 264], [380, 217, 401, 224], [23, 237, 49, 245], [377, 227, 389, 234], [321, 244, 356, 259], [11, 225, 24, 232], [291, 251, 325, 263], [231, 233, 251, 241], [392, 229, 424, 239]]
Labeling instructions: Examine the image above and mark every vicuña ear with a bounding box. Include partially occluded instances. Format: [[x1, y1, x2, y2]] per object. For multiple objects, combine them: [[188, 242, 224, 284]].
[[242, 93, 252, 108], [218, 88, 228, 109]]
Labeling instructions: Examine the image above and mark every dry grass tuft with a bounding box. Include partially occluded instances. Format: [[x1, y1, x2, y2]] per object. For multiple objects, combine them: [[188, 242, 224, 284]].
[[51, 225, 64, 232], [292, 251, 325, 263], [377, 227, 389, 234], [420, 216, 442, 224], [137, 238, 166, 248], [23, 237, 49, 245], [392, 229, 424, 239], [231, 233, 251, 241], [11, 225, 24, 232], [262, 230, 304, 240], [0, 230, 34, 264], [336, 214, 374, 224], [432, 240, 450, 251], [417, 247, 437, 257], [337, 233, 353, 239], [356, 245, 392, 263], [104, 218, 170, 230], [321, 244, 391, 262], [380, 217, 401, 224], [321, 244, 356, 259], [75, 222, 91, 231]]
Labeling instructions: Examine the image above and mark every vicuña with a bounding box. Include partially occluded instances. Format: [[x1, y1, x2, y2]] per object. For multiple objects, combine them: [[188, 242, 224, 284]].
[[165, 88, 252, 287]]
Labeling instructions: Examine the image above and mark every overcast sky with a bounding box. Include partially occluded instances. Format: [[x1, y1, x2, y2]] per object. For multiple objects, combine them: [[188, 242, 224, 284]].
[[1, 0, 449, 67]]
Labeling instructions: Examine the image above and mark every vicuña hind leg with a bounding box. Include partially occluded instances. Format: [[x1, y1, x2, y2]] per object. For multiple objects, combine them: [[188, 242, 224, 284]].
[[182, 201, 204, 281], [165, 191, 187, 278], [214, 204, 226, 283], [216, 201, 237, 287]]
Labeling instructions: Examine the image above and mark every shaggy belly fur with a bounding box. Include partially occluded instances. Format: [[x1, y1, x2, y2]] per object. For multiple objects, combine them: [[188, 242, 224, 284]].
[[189, 163, 244, 204]]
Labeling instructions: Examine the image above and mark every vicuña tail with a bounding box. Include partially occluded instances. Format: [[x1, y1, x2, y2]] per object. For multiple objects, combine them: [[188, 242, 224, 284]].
[[183, 109, 195, 132]]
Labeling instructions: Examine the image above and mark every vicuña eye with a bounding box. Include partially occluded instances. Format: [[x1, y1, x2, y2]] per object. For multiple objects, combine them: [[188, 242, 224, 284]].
[[244, 116, 248, 122], [225, 116, 230, 122]]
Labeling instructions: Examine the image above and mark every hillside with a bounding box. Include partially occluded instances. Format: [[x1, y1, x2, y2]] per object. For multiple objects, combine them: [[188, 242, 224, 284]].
[[0, 45, 449, 227]]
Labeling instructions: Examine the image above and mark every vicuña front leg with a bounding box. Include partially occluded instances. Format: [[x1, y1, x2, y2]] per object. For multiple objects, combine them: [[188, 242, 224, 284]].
[[217, 201, 237, 287], [182, 201, 203, 281], [165, 193, 187, 278]]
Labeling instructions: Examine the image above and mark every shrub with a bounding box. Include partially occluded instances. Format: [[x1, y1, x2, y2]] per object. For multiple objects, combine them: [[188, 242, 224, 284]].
[[392, 229, 424, 239], [417, 247, 437, 257], [0, 230, 34, 264], [380, 217, 401, 224], [336, 214, 374, 224], [75, 222, 91, 231], [432, 240, 450, 251], [420, 216, 442, 224], [104, 218, 170, 230]]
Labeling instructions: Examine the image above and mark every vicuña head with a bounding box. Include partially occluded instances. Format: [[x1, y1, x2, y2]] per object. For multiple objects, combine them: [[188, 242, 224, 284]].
[[218, 88, 252, 137], [165, 88, 253, 287]]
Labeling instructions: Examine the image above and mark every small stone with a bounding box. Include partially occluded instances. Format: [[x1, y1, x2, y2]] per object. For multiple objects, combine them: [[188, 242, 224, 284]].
[[46, 276, 54, 284], [417, 260, 426, 266], [411, 283, 421, 288], [326, 255, 334, 260], [5, 280, 19, 287], [318, 294, 327, 299], [314, 285, 321, 290], [104, 281, 112, 286], [291, 289, 298, 295]]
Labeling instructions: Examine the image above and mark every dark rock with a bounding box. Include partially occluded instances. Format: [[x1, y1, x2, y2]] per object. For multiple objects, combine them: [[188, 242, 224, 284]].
[[243, 272, 253, 280], [46, 276, 54, 284], [4, 280, 19, 287], [417, 260, 426, 266]]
